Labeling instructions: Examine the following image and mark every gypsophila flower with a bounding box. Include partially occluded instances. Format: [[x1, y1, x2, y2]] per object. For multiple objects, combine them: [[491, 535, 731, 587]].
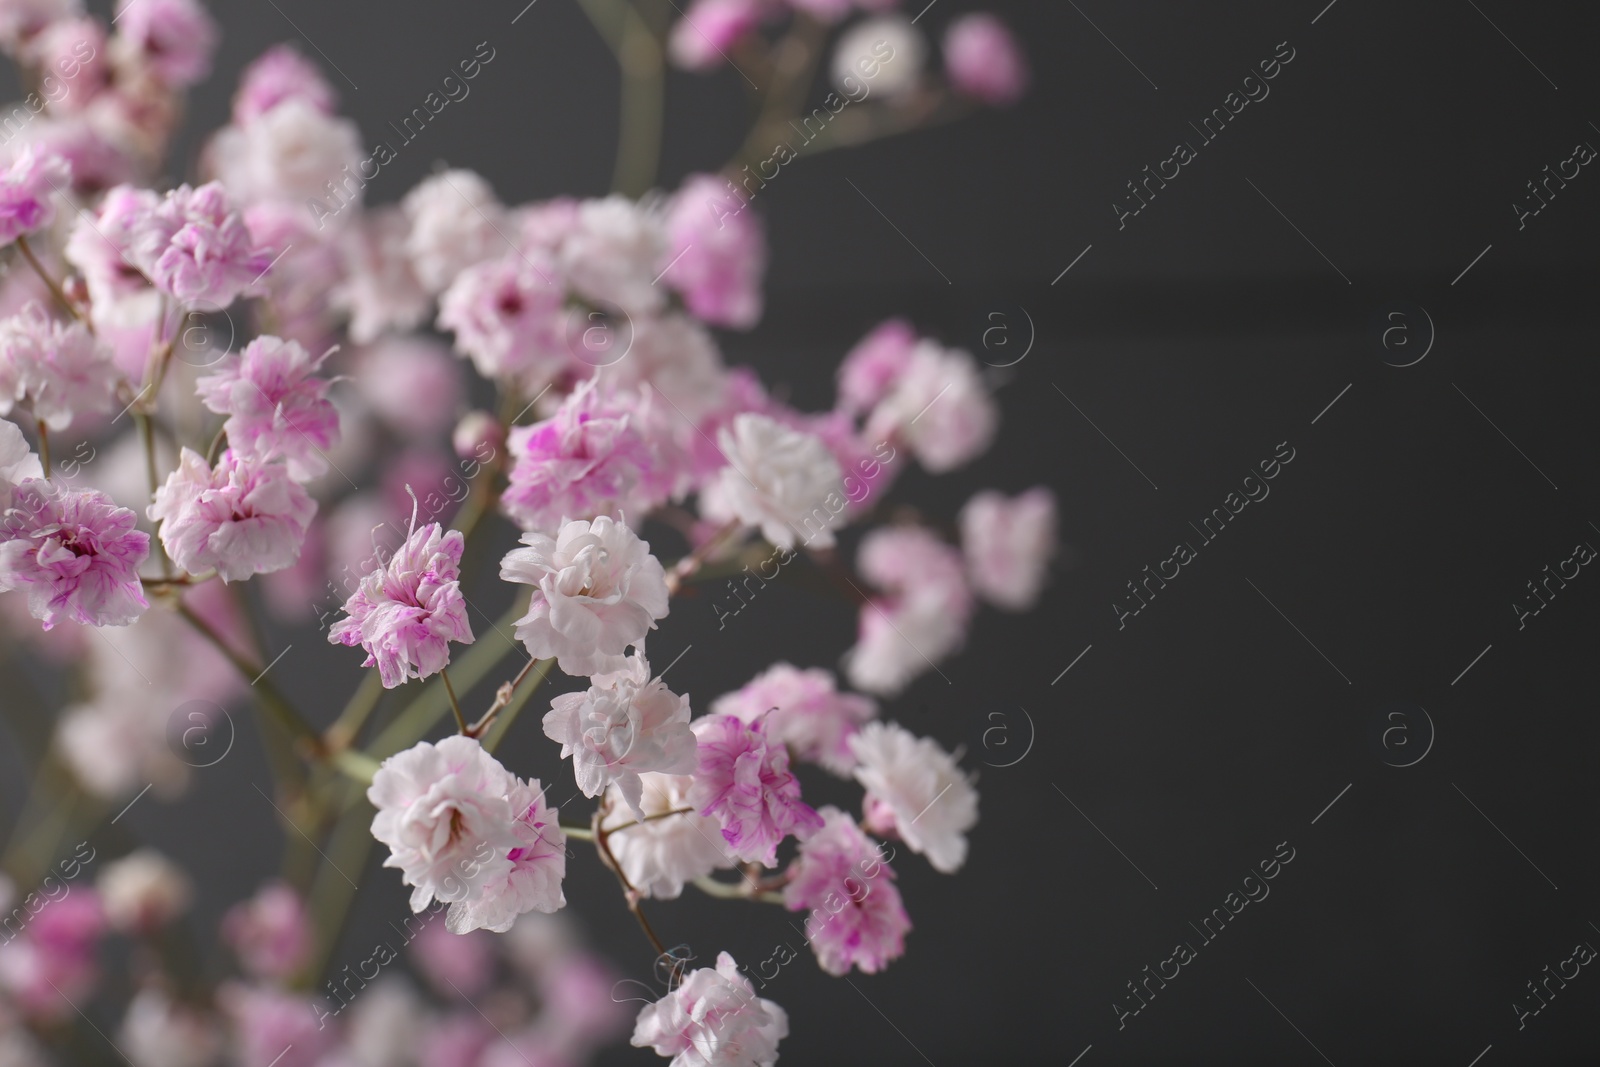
[[660, 173, 765, 328], [98, 849, 193, 933], [689, 713, 823, 867], [0, 482, 148, 629], [232, 43, 337, 126], [0, 145, 68, 246], [601, 771, 732, 898], [328, 517, 473, 688], [402, 168, 506, 295], [196, 334, 341, 481], [713, 412, 845, 550], [943, 13, 1030, 107], [114, 0, 217, 88], [866, 339, 996, 473], [668, 0, 763, 71], [64, 183, 160, 323], [447, 775, 568, 934], [133, 181, 272, 306], [500, 515, 670, 677], [710, 662, 877, 776], [436, 249, 566, 391], [631, 951, 788, 1067], [959, 486, 1056, 610], [784, 806, 909, 975], [0, 301, 118, 431], [0, 418, 42, 510], [148, 448, 316, 582], [560, 195, 666, 317], [850, 721, 977, 874], [844, 525, 972, 696], [836, 317, 916, 416], [209, 98, 364, 208], [221, 882, 312, 980], [544, 651, 698, 817]]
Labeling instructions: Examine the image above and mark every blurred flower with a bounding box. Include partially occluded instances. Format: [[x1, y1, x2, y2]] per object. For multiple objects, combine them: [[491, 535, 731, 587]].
[[222, 881, 313, 980], [943, 12, 1029, 106], [959, 486, 1056, 610], [98, 849, 193, 933], [851, 721, 977, 873]]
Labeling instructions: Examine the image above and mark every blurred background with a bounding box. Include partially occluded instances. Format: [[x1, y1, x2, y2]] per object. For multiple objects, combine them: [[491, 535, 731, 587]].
[[6, 0, 1600, 1063]]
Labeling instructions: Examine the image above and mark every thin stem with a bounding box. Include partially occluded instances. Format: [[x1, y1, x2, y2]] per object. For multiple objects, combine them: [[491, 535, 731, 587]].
[[602, 807, 695, 834], [691, 874, 785, 905], [441, 668, 468, 735], [16, 235, 85, 327], [594, 809, 669, 958], [611, 2, 665, 196], [481, 658, 553, 754], [468, 656, 541, 738], [205, 424, 227, 465], [562, 824, 595, 841], [666, 519, 745, 594], [34, 420, 49, 478], [324, 669, 385, 754]]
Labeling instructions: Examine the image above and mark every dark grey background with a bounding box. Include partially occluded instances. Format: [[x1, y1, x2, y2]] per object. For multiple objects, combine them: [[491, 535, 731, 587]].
[[10, 0, 1600, 1064]]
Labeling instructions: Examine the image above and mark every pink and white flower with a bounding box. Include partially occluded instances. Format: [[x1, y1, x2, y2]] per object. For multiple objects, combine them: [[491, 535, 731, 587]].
[[836, 317, 916, 416], [784, 806, 909, 975], [436, 249, 566, 391], [712, 412, 844, 550], [148, 448, 316, 582], [196, 334, 341, 481], [97, 849, 193, 933], [601, 771, 733, 898], [334, 205, 431, 342], [560, 195, 665, 317], [221, 881, 312, 980], [0, 302, 118, 431], [134, 182, 272, 306], [209, 98, 364, 208], [0, 418, 41, 510], [447, 775, 567, 934], [327, 518, 474, 689], [232, 43, 337, 126], [0, 482, 148, 629], [113, 0, 217, 88], [499, 515, 670, 677], [501, 377, 673, 535], [943, 13, 1030, 107], [844, 525, 972, 696], [660, 173, 765, 328], [959, 486, 1056, 610], [850, 721, 977, 874], [689, 713, 823, 867], [545, 650, 697, 816], [64, 183, 160, 323], [866, 340, 996, 473], [0, 146, 68, 248], [710, 662, 876, 776], [668, 0, 763, 71], [402, 168, 506, 295], [631, 951, 788, 1067]]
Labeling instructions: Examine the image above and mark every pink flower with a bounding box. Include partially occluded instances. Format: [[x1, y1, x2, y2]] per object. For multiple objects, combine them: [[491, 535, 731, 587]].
[[24, 18, 110, 112], [402, 168, 506, 295], [959, 486, 1055, 610], [64, 183, 159, 322], [843, 525, 972, 696], [850, 721, 977, 874], [866, 340, 997, 472], [0, 146, 68, 247], [0, 889, 105, 1022], [355, 335, 462, 437], [560, 195, 666, 317], [135, 182, 272, 305], [196, 334, 341, 481], [712, 413, 844, 550], [499, 515, 670, 677], [119, 988, 224, 1067], [661, 173, 765, 328], [334, 205, 430, 342], [409, 919, 496, 998], [601, 771, 732, 898], [209, 98, 363, 208], [0, 482, 148, 629], [114, 0, 217, 88], [0, 418, 42, 510], [668, 0, 764, 71], [501, 378, 673, 535], [0, 0, 78, 50], [436, 250, 567, 392], [0, 302, 118, 430], [366, 736, 521, 912], [836, 317, 916, 415], [221, 881, 312, 980], [328, 519, 473, 688], [447, 775, 568, 934], [232, 43, 336, 126], [784, 806, 909, 975], [148, 448, 316, 582], [544, 651, 698, 816], [711, 663, 877, 776], [219, 984, 337, 1067], [689, 714, 823, 867], [943, 13, 1029, 106], [631, 951, 788, 1067]]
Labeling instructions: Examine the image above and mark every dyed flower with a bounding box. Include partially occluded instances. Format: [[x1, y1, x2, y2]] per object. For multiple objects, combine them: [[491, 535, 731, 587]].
[[501, 378, 673, 534], [601, 771, 732, 898], [327, 519, 473, 688], [0, 482, 148, 629], [334, 204, 431, 342], [661, 173, 765, 328], [0, 417, 41, 510], [114, 0, 218, 87], [850, 721, 977, 874], [219, 984, 337, 1067], [499, 515, 670, 677], [366, 736, 520, 912], [866, 340, 997, 473], [97, 849, 193, 933], [25, 18, 110, 112], [0, 302, 117, 431], [944, 13, 1029, 107], [148, 448, 316, 582], [64, 183, 160, 323], [232, 43, 337, 126], [836, 317, 916, 415], [409, 920, 496, 998], [959, 486, 1056, 610], [714, 413, 844, 550], [544, 651, 698, 817], [221, 881, 312, 980], [209, 98, 364, 207], [784, 806, 909, 975], [135, 182, 272, 306], [668, 0, 764, 71], [0, 146, 68, 247], [402, 168, 506, 295], [844, 525, 972, 696], [711, 663, 877, 776], [447, 775, 568, 934], [119, 988, 224, 1067], [689, 714, 823, 867], [0, 889, 105, 1021], [631, 951, 788, 1067], [560, 195, 666, 317], [196, 334, 341, 481], [435, 249, 566, 391], [831, 15, 924, 97], [0, 0, 79, 50]]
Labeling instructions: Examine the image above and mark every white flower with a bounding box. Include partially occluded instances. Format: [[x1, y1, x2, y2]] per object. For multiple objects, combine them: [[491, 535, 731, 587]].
[[866, 340, 996, 473], [366, 736, 521, 913], [714, 413, 844, 549], [500, 515, 670, 677], [959, 487, 1056, 610], [0, 418, 41, 511], [843, 526, 972, 696], [209, 99, 364, 207], [561, 195, 666, 317], [710, 662, 876, 776], [402, 168, 507, 295], [601, 771, 732, 898], [850, 721, 977, 874], [119, 988, 223, 1067], [447, 776, 568, 934], [831, 15, 925, 99], [631, 951, 788, 1067], [545, 651, 698, 817], [98, 849, 194, 932]]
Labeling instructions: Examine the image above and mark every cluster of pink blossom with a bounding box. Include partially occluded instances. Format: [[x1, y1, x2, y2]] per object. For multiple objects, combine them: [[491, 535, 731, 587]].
[[0, 1, 1043, 1063]]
